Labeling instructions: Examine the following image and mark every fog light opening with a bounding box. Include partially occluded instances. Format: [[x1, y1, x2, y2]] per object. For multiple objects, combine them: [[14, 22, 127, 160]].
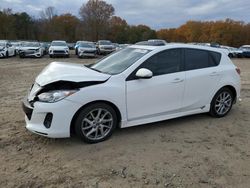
[[44, 113, 53, 128]]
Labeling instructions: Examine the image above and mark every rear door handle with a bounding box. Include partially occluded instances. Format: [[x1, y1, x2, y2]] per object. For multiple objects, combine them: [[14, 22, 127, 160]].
[[172, 78, 184, 83]]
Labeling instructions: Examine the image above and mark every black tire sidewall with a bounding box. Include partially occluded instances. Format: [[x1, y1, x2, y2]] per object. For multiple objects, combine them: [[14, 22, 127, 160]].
[[75, 103, 118, 143], [210, 88, 233, 118]]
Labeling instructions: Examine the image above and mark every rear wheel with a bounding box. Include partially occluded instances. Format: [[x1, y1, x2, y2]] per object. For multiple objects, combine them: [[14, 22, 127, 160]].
[[6, 51, 9, 58], [75, 103, 117, 143], [210, 88, 233, 118]]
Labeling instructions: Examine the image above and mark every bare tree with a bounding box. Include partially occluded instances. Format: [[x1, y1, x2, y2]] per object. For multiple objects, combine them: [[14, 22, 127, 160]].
[[79, 0, 114, 41], [40, 6, 56, 20]]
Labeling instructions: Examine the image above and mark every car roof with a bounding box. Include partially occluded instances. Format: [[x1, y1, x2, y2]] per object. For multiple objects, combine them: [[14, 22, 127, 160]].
[[52, 40, 66, 43], [0, 40, 8, 43], [241, 45, 250, 48], [130, 43, 225, 54]]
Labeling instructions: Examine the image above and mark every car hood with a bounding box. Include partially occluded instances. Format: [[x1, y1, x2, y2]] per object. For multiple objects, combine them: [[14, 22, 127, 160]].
[[36, 62, 111, 86], [0, 46, 6, 50], [19, 47, 40, 50], [79, 47, 96, 51], [100, 45, 114, 48], [49, 46, 68, 50]]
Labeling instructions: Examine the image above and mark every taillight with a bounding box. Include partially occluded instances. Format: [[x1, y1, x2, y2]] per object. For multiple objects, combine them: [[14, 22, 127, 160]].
[[236, 67, 241, 75]]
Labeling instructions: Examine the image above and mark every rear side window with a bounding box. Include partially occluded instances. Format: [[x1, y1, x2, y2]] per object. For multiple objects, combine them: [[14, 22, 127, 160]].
[[185, 49, 221, 71], [209, 51, 221, 66]]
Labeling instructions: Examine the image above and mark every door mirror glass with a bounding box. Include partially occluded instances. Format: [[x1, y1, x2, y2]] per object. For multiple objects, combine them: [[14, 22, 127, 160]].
[[135, 68, 153, 79]]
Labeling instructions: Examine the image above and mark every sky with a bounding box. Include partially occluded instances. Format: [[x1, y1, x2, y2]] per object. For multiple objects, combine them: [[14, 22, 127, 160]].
[[1, 0, 250, 29]]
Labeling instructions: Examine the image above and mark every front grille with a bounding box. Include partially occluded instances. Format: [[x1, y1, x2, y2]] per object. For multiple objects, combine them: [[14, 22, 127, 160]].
[[53, 50, 65, 54], [25, 50, 36, 55], [84, 50, 96, 54]]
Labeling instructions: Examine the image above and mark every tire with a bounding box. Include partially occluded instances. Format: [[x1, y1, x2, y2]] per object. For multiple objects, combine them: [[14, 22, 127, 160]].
[[19, 53, 24, 58], [228, 53, 233, 58], [209, 87, 234, 118], [75, 103, 118, 143], [49, 55, 53, 58], [6, 51, 9, 58], [97, 48, 101, 55]]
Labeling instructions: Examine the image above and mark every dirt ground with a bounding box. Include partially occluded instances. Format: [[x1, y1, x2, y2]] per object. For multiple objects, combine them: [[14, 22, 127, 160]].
[[0, 53, 250, 188]]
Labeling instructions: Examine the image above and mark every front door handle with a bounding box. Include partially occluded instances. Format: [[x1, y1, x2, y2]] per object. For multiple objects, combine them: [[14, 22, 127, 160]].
[[209, 72, 220, 76], [172, 78, 184, 83]]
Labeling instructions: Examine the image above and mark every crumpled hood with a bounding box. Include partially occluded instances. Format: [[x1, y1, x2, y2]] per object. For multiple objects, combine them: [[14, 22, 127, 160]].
[[36, 62, 111, 86]]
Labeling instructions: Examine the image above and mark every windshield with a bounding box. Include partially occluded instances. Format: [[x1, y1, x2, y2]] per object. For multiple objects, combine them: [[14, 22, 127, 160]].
[[241, 47, 250, 51], [51, 41, 67, 46], [90, 47, 151, 75], [79, 43, 95, 48], [99, 41, 112, 45], [22, 42, 40, 47]]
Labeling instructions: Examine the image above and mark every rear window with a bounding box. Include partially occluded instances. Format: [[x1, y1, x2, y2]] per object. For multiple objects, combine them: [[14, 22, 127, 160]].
[[185, 49, 221, 71]]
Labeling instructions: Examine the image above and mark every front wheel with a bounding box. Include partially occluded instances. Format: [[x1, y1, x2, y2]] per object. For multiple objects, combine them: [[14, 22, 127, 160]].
[[75, 103, 117, 143], [209, 88, 233, 118]]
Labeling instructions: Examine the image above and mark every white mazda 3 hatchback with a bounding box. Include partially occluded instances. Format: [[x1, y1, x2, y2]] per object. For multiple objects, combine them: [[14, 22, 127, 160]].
[[22, 44, 241, 143]]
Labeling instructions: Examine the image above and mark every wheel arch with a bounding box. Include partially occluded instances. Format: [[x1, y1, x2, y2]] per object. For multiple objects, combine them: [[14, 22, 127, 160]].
[[214, 85, 237, 103], [70, 100, 122, 136]]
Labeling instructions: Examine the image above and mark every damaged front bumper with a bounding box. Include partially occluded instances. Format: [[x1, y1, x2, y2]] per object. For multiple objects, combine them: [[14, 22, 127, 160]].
[[22, 96, 82, 138]]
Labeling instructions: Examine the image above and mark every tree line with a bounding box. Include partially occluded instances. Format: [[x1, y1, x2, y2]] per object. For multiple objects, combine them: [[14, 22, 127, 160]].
[[0, 0, 250, 47]]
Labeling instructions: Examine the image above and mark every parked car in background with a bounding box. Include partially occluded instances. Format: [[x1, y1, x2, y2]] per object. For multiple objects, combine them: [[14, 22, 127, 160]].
[[75, 41, 85, 55], [19, 41, 44, 58], [40, 42, 50, 55], [49, 40, 69, 58], [221, 46, 243, 58], [96, 40, 115, 55], [77, 41, 97, 58], [112, 43, 120, 51], [67, 43, 75, 50], [22, 44, 240, 143], [0, 40, 15, 58], [10, 41, 21, 55], [119, 44, 130, 50], [240, 45, 250, 57], [136, 39, 167, 46]]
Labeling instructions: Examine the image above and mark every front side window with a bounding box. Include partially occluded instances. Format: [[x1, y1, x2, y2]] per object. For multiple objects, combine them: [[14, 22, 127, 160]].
[[185, 49, 221, 71], [140, 48, 182, 76]]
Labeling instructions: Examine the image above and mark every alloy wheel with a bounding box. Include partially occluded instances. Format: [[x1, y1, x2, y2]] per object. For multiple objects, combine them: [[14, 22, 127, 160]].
[[81, 108, 113, 141], [214, 91, 232, 115]]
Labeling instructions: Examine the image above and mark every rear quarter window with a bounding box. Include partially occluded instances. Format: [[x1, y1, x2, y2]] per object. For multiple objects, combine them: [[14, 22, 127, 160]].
[[185, 49, 221, 71]]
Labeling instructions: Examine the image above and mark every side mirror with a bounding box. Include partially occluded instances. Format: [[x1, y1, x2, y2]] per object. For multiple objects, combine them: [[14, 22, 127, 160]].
[[135, 68, 153, 79]]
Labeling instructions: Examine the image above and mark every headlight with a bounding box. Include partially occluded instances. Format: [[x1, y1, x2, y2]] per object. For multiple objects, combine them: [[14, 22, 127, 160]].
[[38, 90, 78, 103]]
